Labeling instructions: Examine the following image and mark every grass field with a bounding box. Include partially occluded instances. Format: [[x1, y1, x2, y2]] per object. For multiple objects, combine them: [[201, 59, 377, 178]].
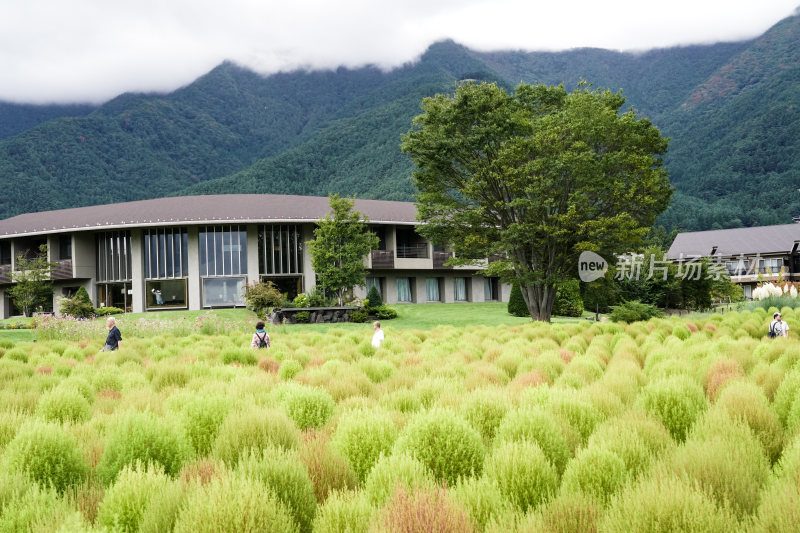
[[0, 304, 799, 532]]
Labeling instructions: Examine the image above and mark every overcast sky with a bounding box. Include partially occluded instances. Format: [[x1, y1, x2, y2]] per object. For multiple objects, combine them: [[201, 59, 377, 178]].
[[1, 0, 798, 104]]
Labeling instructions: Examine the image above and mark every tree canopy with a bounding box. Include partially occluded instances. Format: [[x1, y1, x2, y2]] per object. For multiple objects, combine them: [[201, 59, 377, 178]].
[[306, 194, 379, 306], [402, 81, 672, 321], [9, 244, 54, 317]]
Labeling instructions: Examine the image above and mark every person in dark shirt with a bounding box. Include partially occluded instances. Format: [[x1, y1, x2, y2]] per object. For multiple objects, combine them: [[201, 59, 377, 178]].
[[101, 316, 122, 351]]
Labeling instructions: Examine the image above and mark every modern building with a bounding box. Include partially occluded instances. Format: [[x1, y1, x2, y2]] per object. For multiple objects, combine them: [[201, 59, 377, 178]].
[[667, 223, 800, 299], [0, 194, 508, 318]]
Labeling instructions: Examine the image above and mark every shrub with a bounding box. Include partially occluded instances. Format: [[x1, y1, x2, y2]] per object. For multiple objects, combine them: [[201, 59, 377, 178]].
[[349, 310, 368, 323], [677, 409, 771, 517], [312, 490, 372, 533], [637, 375, 707, 442], [180, 395, 230, 456], [450, 477, 511, 532], [236, 448, 317, 533], [751, 478, 800, 533], [94, 306, 124, 316], [172, 474, 298, 533], [560, 446, 627, 505], [295, 311, 311, 323], [219, 346, 258, 366], [372, 486, 476, 533], [393, 409, 485, 485], [212, 407, 299, 466], [507, 283, 528, 317], [35, 387, 91, 424], [366, 284, 384, 310], [522, 491, 600, 533], [586, 413, 673, 478], [96, 463, 182, 533], [609, 300, 663, 323], [714, 382, 783, 464], [553, 279, 584, 317], [494, 407, 571, 475], [298, 430, 358, 503], [280, 385, 336, 430], [374, 305, 398, 320], [483, 440, 559, 513], [279, 359, 304, 380], [462, 388, 512, 445], [60, 287, 94, 318], [332, 409, 398, 483], [3, 420, 89, 493], [547, 390, 604, 445], [774, 370, 800, 426], [600, 474, 739, 533], [97, 410, 193, 485], [243, 280, 284, 317], [364, 452, 435, 506], [150, 364, 191, 390]]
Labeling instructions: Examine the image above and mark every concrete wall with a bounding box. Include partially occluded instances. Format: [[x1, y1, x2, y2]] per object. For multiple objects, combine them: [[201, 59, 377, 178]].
[[187, 227, 201, 311]]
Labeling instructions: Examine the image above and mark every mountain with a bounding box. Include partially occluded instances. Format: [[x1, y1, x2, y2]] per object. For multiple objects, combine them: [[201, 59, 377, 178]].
[[0, 13, 798, 231], [0, 102, 95, 140]]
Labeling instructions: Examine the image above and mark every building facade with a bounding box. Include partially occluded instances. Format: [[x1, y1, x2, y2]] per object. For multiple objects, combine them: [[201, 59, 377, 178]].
[[0, 194, 508, 318], [667, 223, 800, 299]]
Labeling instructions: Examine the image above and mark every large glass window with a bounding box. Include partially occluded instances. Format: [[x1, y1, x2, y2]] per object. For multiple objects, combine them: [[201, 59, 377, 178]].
[[484, 277, 499, 301], [454, 277, 468, 301], [146, 280, 187, 309], [397, 277, 412, 302], [425, 278, 441, 302], [96, 231, 132, 282], [58, 235, 72, 260], [199, 226, 247, 277], [203, 277, 246, 307], [258, 225, 303, 275], [144, 228, 188, 279], [366, 276, 383, 297], [0, 241, 10, 265]]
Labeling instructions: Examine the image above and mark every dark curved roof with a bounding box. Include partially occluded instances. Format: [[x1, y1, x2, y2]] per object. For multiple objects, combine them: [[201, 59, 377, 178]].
[[0, 194, 419, 238], [667, 223, 800, 259]]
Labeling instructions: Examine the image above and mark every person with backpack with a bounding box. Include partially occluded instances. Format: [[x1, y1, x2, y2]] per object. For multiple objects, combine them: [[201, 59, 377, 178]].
[[250, 320, 271, 348], [768, 312, 789, 338]]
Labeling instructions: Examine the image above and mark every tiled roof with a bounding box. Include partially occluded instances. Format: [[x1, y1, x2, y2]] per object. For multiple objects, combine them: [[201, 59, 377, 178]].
[[667, 224, 800, 259], [0, 194, 419, 238]]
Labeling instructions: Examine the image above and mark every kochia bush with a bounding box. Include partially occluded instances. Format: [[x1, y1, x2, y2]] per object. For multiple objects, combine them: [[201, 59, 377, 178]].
[[331, 408, 398, 483], [35, 387, 91, 424], [560, 446, 627, 505], [637, 375, 707, 442], [3, 420, 89, 493], [364, 452, 435, 506], [173, 474, 298, 533], [393, 409, 485, 485], [483, 440, 559, 513], [97, 410, 193, 485], [212, 407, 299, 466]]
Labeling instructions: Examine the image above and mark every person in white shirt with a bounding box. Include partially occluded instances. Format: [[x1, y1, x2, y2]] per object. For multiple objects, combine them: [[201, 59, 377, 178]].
[[769, 312, 789, 338], [371, 321, 384, 348]]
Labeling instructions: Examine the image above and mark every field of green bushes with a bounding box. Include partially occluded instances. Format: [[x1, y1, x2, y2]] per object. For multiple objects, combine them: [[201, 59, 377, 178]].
[[1, 305, 800, 532]]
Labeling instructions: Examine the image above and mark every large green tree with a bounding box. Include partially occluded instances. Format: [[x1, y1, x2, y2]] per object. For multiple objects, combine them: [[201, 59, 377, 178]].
[[9, 244, 55, 317], [402, 81, 672, 321], [307, 194, 380, 306]]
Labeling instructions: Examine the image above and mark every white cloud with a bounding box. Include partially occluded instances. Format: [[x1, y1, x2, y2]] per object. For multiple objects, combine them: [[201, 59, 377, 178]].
[[0, 0, 797, 103]]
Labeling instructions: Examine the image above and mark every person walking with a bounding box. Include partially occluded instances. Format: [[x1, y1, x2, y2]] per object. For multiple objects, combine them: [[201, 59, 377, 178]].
[[101, 316, 122, 351], [251, 320, 271, 348], [769, 312, 789, 338], [371, 321, 384, 348]]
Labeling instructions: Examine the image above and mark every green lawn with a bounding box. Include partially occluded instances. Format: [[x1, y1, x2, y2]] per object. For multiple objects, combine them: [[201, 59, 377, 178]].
[[0, 303, 594, 343]]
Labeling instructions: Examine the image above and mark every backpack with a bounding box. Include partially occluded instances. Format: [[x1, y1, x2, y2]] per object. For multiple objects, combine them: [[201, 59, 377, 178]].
[[256, 332, 270, 348], [768, 322, 778, 338]]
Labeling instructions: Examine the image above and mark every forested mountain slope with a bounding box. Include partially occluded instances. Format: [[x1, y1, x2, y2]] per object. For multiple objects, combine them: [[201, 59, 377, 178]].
[[0, 13, 798, 231]]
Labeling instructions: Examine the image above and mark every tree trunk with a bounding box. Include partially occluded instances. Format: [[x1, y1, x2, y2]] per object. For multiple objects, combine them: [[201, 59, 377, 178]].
[[519, 283, 557, 322]]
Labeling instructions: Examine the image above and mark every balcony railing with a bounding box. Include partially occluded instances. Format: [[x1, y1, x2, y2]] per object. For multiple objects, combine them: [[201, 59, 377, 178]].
[[52, 259, 73, 280], [396, 244, 429, 259], [433, 251, 453, 269], [370, 250, 395, 269]]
